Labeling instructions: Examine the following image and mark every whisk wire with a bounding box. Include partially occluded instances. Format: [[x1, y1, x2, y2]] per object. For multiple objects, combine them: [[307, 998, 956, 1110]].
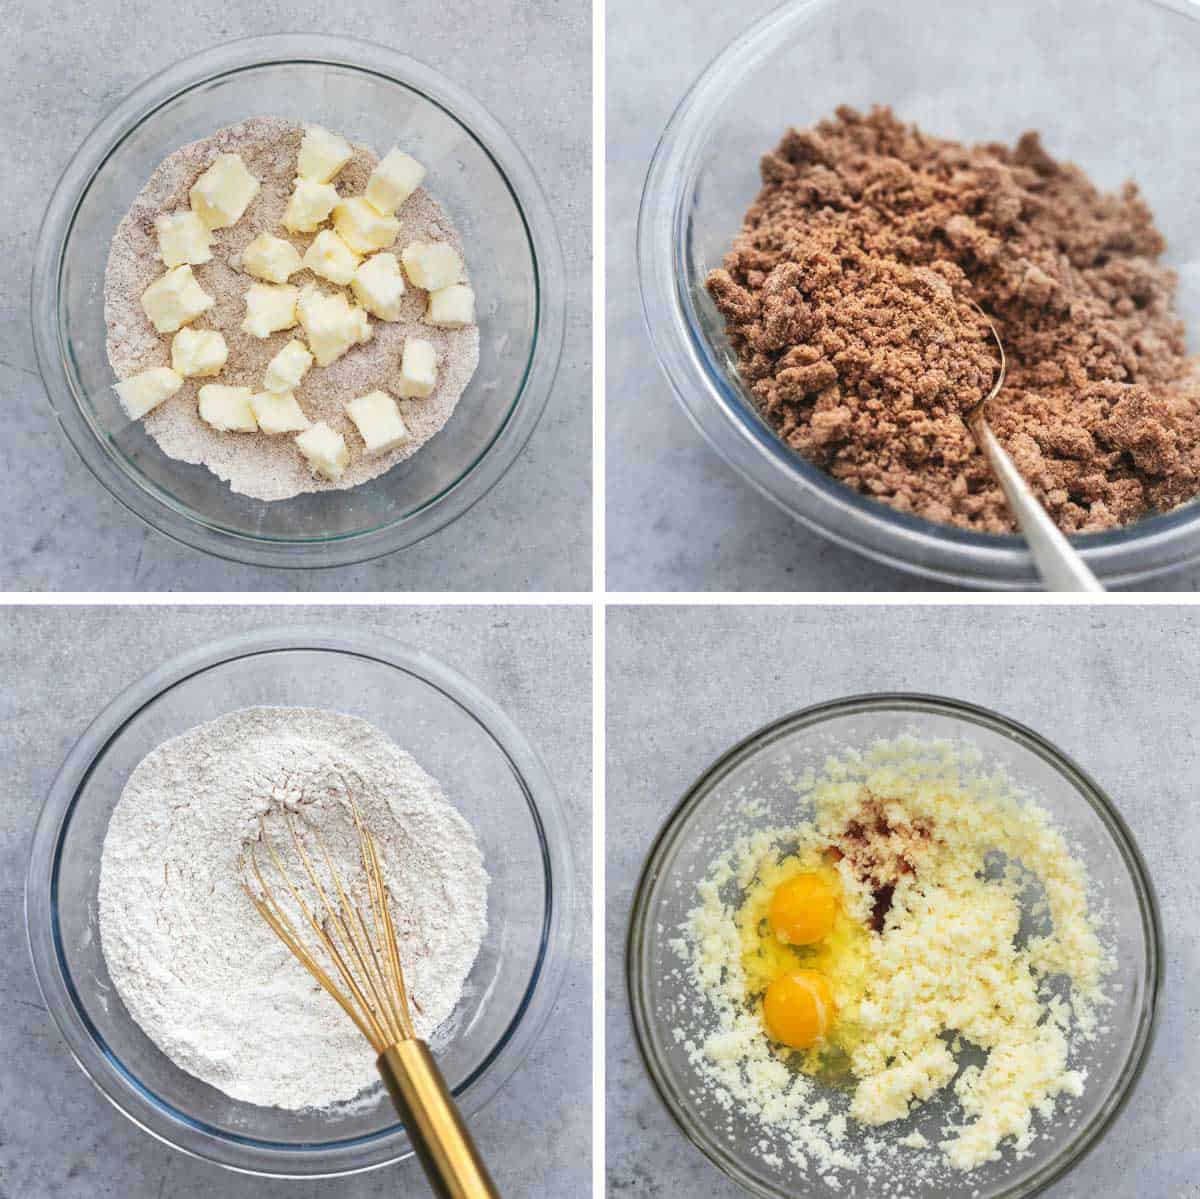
[[261, 814, 391, 1051], [244, 843, 381, 1048], [298, 813, 399, 1045], [357, 801, 417, 1039], [241, 803, 420, 1053]]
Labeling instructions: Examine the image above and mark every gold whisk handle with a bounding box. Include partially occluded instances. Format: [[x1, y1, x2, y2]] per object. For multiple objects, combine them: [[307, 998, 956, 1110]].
[[378, 1041, 501, 1199]]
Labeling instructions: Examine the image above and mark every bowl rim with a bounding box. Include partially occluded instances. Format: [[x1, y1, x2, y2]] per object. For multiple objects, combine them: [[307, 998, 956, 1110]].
[[637, 0, 1200, 589], [25, 625, 575, 1178], [31, 33, 566, 570], [626, 691, 1163, 1199]]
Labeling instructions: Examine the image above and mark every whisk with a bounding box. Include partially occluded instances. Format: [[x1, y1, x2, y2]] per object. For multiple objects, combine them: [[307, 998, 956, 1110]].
[[242, 799, 499, 1199]]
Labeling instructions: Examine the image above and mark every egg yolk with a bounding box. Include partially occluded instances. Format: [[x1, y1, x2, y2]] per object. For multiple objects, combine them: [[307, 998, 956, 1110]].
[[762, 969, 836, 1050], [767, 872, 837, 945]]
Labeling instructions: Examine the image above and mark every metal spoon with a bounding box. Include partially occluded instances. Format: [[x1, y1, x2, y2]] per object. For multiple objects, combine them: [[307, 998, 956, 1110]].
[[966, 311, 1103, 592]]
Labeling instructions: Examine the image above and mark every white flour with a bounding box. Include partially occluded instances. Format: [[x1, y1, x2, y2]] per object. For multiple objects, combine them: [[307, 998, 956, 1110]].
[[98, 707, 489, 1111]]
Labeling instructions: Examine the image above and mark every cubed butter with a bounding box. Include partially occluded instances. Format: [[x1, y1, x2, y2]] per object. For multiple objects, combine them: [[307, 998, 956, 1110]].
[[365, 148, 426, 215], [297, 125, 353, 183], [198, 384, 258, 432], [250, 391, 310, 434], [401, 241, 463, 291], [345, 389, 410, 456], [332, 197, 399, 254], [141, 265, 215, 334], [155, 210, 213, 267], [263, 339, 314, 393], [241, 283, 300, 339], [283, 179, 340, 234], [113, 366, 183, 420], [297, 285, 373, 367], [240, 232, 302, 283], [425, 283, 476, 329], [189, 154, 260, 230], [170, 327, 228, 378], [351, 252, 405, 321], [295, 421, 349, 480], [302, 229, 361, 286], [397, 338, 438, 398]]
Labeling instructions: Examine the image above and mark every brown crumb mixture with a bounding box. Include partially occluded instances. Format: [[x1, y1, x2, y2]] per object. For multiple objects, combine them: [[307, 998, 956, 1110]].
[[707, 105, 1200, 532]]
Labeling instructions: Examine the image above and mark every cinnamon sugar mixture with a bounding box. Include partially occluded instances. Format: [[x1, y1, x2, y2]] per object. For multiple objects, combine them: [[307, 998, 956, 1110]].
[[707, 106, 1200, 532]]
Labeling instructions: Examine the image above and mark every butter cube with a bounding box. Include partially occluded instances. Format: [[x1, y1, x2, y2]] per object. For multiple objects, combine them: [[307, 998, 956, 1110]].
[[156, 211, 212, 267], [302, 229, 362, 286], [189, 154, 260, 230], [283, 179, 340, 234], [198, 384, 258, 432], [365, 148, 426, 215], [141, 265, 215, 334], [242, 283, 299, 339], [345, 389, 410, 456], [401, 242, 463, 291], [297, 286, 373, 366], [297, 125, 353, 183], [295, 421, 349, 480], [332, 197, 400, 253], [170, 328, 228, 378], [397, 338, 438, 398], [263, 339, 314, 393], [426, 284, 476, 329], [240, 232, 302, 283], [113, 366, 183, 419], [250, 391, 310, 434], [351, 252, 405, 321]]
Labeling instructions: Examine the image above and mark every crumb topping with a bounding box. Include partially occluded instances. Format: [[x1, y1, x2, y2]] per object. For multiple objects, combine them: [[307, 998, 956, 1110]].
[[707, 105, 1200, 533]]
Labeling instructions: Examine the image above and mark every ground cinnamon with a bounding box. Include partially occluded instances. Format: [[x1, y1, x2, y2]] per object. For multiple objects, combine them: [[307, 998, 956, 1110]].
[[827, 797, 932, 932], [707, 106, 1200, 532]]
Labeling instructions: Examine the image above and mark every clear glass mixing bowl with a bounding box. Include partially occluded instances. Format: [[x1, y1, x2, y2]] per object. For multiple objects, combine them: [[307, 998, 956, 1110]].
[[32, 35, 564, 568], [639, 0, 1200, 588], [627, 694, 1161, 1198], [26, 627, 574, 1177]]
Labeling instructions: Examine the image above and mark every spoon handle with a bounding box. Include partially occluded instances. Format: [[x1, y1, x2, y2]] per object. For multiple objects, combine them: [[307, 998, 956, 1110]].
[[969, 415, 1104, 592]]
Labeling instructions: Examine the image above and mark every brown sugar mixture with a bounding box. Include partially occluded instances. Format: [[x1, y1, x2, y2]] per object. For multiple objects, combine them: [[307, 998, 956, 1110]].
[[707, 106, 1200, 532]]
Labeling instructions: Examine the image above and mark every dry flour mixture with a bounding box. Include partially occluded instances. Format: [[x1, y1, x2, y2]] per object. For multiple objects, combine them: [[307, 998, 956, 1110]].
[[104, 118, 480, 500], [98, 707, 488, 1111]]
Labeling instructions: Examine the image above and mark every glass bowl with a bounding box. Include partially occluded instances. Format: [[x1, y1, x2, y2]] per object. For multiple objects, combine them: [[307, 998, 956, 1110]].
[[32, 35, 565, 569], [25, 627, 574, 1177], [638, 0, 1200, 589], [627, 694, 1161, 1198]]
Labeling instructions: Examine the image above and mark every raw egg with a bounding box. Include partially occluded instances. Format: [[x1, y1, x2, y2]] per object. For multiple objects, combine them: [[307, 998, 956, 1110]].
[[768, 871, 837, 945], [762, 969, 836, 1050]]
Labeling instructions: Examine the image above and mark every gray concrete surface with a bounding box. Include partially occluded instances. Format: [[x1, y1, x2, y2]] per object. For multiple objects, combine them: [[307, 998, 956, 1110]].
[[606, 605, 1199, 1195], [0, 604, 591, 1197], [3, 0, 589, 592], [605, 0, 1200, 592]]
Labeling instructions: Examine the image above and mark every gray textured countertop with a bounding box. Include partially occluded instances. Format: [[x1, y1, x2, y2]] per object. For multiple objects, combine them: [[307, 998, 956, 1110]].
[[2, 0, 590, 591], [605, 0, 1200, 592], [606, 605, 1198, 1195], [0, 605, 592, 1197]]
